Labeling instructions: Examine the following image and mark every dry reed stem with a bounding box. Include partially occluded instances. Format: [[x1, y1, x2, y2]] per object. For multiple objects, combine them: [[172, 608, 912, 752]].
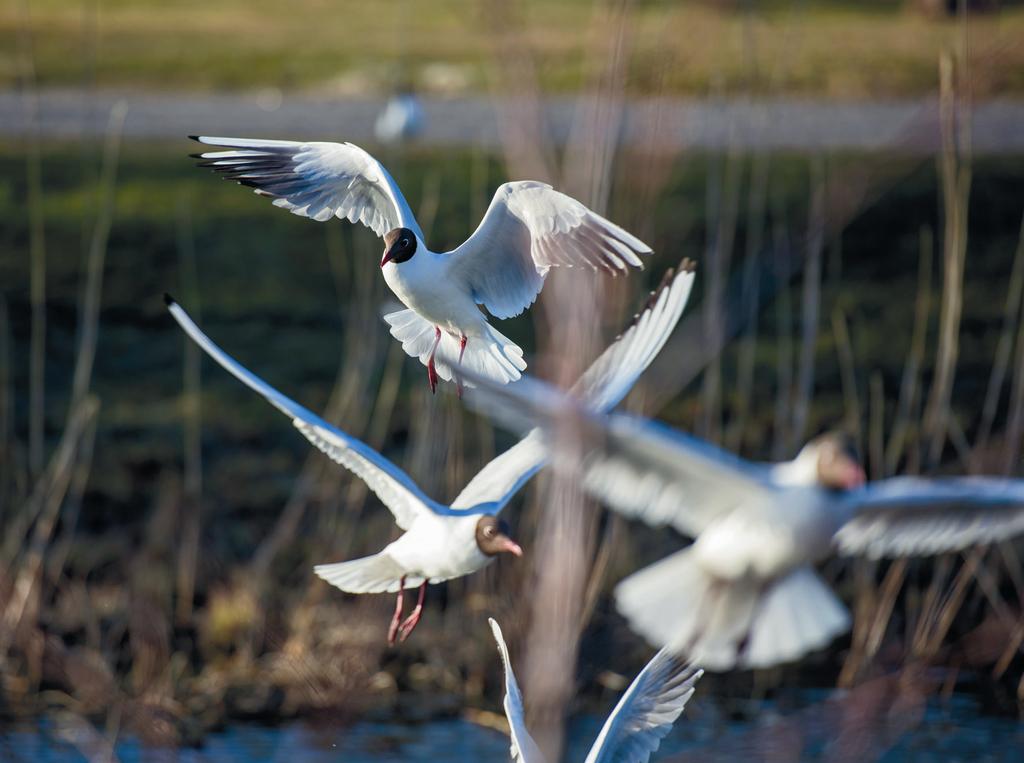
[[911, 551, 981, 659], [923, 52, 972, 464], [869, 372, 885, 481], [885, 227, 934, 474], [772, 219, 794, 459], [790, 157, 825, 452], [69, 101, 127, 414], [726, 153, 770, 453], [0, 296, 10, 527], [482, 0, 556, 182], [831, 307, 863, 446], [18, 0, 47, 480], [0, 397, 99, 661], [44, 403, 98, 585], [517, 3, 635, 756], [1002, 263, 1024, 474], [175, 197, 203, 627], [974, 215, 1024, 460]]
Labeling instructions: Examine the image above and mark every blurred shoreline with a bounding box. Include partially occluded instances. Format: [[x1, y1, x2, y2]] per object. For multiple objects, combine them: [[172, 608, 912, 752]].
[[5, 89, 1024, 154]]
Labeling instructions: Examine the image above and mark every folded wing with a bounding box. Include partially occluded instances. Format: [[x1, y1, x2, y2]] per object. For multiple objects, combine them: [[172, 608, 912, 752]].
[[834, 476, 1024, 559], [583, 649, 702, 763], [166, 297, 459, 531], [489, 619, 547, 763], [449, 181, 651, 320], [191, 136, 422, 239]]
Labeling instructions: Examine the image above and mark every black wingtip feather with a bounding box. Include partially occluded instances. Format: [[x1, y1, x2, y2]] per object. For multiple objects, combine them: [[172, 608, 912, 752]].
[[187, 135, 201, 142], [163, 292, 176, 307]]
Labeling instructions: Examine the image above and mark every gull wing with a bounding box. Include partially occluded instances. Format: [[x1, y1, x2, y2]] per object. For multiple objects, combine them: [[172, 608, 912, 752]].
[[191, 136, 422, 239], [166, 297, 480, 531], [463, 368, 772, 538], [834, 476, 1024, 559], [448, 181, 651, 320], [489, 619, 547, 763], [451, 261, 696, 513], [583, 649, 702, 763]]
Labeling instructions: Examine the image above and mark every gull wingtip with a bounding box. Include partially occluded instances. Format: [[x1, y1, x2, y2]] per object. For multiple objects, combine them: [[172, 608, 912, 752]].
[[163, 292, 176, 308]]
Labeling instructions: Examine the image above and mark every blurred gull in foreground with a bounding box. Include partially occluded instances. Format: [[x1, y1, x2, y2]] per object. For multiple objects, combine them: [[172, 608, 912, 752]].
[[190, 135, 651, 395], [164, 261, 694, 644], [465, 369, 1024, 671], [489, 618, 702, 763]]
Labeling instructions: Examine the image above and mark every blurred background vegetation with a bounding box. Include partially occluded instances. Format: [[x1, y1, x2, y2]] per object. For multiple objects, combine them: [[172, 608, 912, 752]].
[[2, 0, 1024, 759]]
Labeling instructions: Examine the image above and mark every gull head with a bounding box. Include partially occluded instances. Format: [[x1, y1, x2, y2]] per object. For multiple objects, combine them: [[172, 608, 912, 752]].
[[381, 227, 418, 267], [475, 516, 523, 558], [809, 432, 866, 491]]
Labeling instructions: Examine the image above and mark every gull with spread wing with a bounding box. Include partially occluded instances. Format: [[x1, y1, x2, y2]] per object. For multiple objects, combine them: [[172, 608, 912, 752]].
[[165, 261, 694, 644], [190, 135, 651, 395], [464, 371, 1024, 671], [489, 618, 702, 763]]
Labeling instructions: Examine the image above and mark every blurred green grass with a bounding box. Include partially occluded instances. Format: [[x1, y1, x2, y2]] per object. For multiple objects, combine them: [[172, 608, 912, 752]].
[[3, 1, 1024, 97]]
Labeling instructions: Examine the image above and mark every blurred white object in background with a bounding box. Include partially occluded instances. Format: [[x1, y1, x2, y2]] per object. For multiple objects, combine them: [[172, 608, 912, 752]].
[[374, 92, 424, 144]]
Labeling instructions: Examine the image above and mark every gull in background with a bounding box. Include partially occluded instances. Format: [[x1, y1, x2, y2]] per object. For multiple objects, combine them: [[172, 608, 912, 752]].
[[464, 370, 1024, 671], [165, 261, 694, 644], [489, 618, 702, 763], [190, 135, 651, 395]]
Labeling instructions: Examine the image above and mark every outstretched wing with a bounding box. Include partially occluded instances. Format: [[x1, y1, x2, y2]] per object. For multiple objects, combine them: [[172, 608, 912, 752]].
[[451, 261, 696, 513], [448, 181, 651, 320], [166, 296, 476, 531], [489, 619, 547, 763], [570, 259, 696, 411], [463, 366, 772, 537], [191, 136, 423, 239], [584, 649, 702, 763], [834, 476, 1024, 559]]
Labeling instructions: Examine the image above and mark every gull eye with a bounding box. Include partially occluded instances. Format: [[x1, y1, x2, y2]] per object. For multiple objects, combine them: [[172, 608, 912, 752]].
[[400, 238, 409, 247], [484, 526, 495, 538]]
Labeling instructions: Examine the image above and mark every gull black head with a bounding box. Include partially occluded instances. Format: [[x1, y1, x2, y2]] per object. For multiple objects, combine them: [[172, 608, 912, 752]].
[[812, 431, 866, 491], [475, 516, 523, 558], [381, 227, 418, 267]]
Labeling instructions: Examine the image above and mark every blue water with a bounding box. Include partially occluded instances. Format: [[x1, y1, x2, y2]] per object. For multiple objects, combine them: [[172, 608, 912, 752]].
[[3, 693, 1023, 762]]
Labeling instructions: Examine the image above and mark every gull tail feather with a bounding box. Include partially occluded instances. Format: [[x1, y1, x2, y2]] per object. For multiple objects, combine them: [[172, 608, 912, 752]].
[[615, 550, 850, 671], [383, 308, 526, 386], [314, 553, 421, 594], [742, 566, 851, 669]]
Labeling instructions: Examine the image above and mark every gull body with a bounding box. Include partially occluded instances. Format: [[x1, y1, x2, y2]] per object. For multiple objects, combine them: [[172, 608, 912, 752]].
[[379, 238, 487, 339], [468, 370, 1024, 671], [384, 512, 489, 583], [190, 136, 652, 392], [166, 261, 695, 643]]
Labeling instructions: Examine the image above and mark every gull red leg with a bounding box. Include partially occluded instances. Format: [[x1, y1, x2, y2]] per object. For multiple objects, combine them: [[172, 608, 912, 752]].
[[387, 575, 407, 646], [426, 327, 441, 394], [397, 582, 427, 642], [456, 334, 468, 399]]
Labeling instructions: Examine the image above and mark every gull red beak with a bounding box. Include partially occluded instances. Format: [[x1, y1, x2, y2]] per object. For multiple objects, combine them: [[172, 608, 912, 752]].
[[380, 248, 394, 268], [497, 537, 523, 557]]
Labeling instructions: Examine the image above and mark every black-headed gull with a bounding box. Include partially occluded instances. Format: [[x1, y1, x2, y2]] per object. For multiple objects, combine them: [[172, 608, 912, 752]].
[[190, 135, 651, 396], [164, 261, 694, 643], [488, 618, 702, 763], [464, 373, 1024, 671]]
